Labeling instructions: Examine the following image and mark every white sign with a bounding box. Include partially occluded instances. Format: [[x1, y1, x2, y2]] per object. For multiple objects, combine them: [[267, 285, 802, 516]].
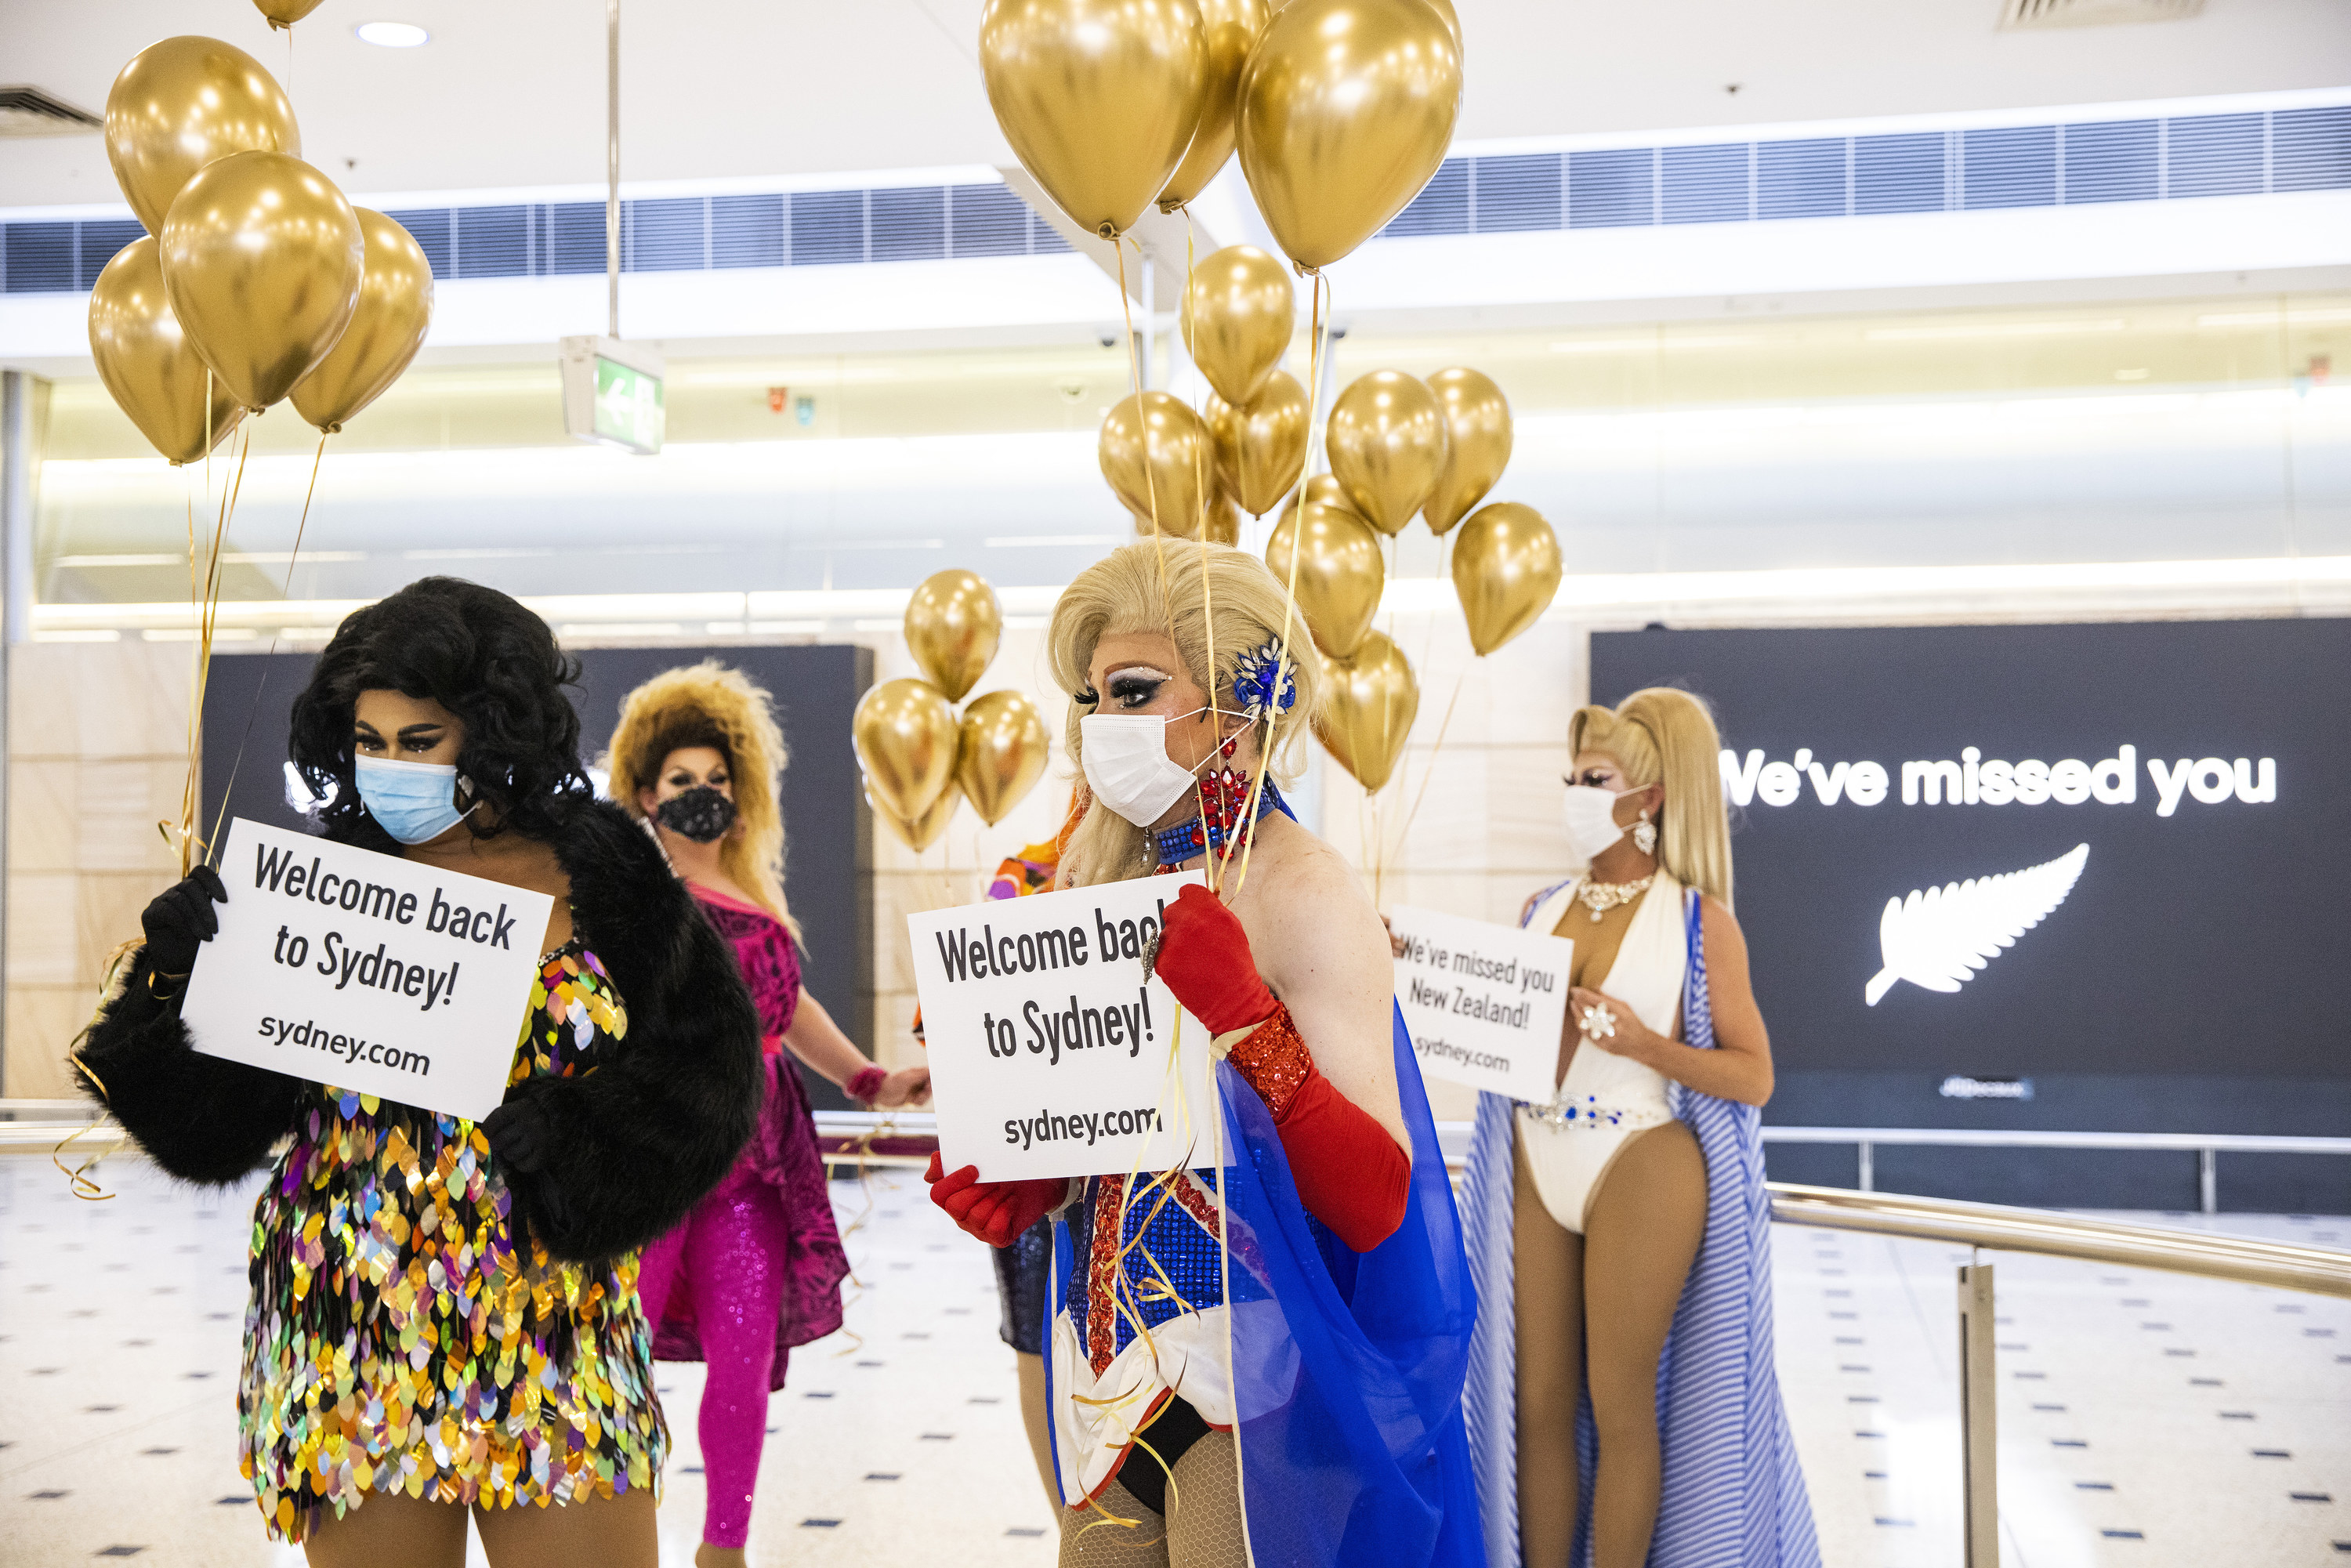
[[1389, 904, 1572, 1105], [180, 818, 556, 1122], [910, 871, 1219, 1182]]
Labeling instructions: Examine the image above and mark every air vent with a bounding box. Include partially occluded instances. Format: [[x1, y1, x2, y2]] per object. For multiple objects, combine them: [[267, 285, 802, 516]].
[[1999, 0, 2203, 27], [0, 86, 102, 137]]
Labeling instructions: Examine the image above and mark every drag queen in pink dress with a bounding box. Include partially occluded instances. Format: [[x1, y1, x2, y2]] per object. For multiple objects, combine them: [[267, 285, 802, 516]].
[[608, 662, 929, 1567]]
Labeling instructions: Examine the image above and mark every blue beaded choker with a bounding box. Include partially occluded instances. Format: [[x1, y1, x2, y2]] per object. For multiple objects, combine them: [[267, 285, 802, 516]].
[[1153, 777, 1284, 869]]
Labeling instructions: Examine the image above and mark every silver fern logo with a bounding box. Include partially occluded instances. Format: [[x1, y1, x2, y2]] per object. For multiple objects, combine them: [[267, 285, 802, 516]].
[[1864, 844, 2090, 1005]]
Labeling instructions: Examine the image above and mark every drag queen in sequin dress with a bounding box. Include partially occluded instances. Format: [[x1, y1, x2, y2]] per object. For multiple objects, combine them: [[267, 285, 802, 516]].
[[75, 580, 762, 1565], [605, 661, 929, 1567]]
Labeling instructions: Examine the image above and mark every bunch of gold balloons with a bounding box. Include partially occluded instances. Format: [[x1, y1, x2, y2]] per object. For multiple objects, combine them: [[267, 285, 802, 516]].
[[854, 570, 1052, 853], [89, 35, 432, 463], [1263, 364, 1563, 791], [980, 0, 1461, 273], [1098, 241, 1306, 541]]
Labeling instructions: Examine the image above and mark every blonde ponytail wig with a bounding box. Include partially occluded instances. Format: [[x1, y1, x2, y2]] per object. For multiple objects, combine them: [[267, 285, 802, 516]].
[[605, 661, 801, 940], [1568, 686, 1733, 908], [1048, 542, 1322, 888]]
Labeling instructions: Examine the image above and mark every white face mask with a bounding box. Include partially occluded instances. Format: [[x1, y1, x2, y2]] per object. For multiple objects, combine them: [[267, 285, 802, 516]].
[[1562, 784, 1640, 863], [1080, 709, 1219, 827]]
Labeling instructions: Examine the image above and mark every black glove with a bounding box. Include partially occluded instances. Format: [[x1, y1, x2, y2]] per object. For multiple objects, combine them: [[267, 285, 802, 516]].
[[482, 1097, 552, 1174], [139, 865, 228, 978]]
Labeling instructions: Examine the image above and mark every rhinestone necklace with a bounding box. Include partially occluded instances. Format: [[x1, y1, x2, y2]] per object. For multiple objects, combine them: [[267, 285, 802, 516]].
[[1574, 874, 1654, 923]]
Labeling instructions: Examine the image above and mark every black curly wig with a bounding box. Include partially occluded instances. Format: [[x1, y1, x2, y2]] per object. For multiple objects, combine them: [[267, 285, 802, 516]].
[[290, 578, 592, 844]]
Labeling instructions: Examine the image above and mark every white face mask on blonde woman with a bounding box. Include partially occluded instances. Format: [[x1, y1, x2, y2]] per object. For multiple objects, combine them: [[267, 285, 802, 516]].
[[1560, 784, 1640, 863]]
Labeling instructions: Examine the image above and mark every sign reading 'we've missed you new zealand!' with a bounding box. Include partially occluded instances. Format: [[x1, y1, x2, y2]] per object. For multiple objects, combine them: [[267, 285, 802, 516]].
[[1389, 904, 1573, 1105], [179, 819, 554, 1122]]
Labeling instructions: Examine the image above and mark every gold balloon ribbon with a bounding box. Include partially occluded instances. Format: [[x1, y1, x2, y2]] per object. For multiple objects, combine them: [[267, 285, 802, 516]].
[[198, 431, 331, 868], [1222, 271, 1328, 899], [54, 939, 144, 1202]]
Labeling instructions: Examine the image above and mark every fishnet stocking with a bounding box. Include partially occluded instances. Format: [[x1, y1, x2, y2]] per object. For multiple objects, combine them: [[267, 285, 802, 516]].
[[1057, 1431, 1248, 1568]]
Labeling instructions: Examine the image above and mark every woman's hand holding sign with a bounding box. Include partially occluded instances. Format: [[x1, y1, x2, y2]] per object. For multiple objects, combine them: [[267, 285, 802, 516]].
[[140, 864, 228, 980], [1154, 884, 1277, 1034], [924, 1152, 1066, 1248]]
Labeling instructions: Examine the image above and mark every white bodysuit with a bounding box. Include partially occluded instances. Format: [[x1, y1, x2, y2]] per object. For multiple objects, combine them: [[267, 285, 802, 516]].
[[1516, 871, 1686, 1234]]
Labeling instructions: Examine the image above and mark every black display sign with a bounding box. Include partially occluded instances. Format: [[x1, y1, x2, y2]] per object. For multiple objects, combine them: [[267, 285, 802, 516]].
[[1592, 621, 2351, 1207]]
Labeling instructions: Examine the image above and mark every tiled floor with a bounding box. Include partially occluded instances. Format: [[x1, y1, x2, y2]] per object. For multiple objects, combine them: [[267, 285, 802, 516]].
[[2, 1152, 2343, 1565]]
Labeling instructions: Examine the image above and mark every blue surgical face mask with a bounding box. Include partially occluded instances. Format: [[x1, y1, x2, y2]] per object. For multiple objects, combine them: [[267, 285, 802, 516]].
[[353, 755, 475, 845]]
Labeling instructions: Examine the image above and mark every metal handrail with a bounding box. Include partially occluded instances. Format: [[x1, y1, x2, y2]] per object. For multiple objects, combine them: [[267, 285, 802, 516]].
[[14, 1106, 2346, 1298], [1766, 1182, 2351, 1298]]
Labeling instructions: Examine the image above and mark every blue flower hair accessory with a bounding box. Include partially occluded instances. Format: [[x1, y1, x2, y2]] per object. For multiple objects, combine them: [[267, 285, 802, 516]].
[[1230, 638, 1298, 720]]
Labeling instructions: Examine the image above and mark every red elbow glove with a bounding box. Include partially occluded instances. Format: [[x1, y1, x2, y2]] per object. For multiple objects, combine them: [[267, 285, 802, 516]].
[[1228, 1008, 1411, 1252], [1155, 885, 1410, 1253], [925, 1152, 1066, 1248]]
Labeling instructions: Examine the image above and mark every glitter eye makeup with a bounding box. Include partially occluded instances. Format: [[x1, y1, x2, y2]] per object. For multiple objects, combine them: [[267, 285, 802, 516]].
[[1107, 667, 1172, 709]]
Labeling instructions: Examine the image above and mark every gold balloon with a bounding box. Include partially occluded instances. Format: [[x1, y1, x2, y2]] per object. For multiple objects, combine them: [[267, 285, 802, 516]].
[[1101, 391, 1212, 538], [1451, 502, 1563, 657], [979, 0, 1209, 240], [1265, 502, 1383, 657], [1203, 487, 1243, 545], [255, 0, 329, 24], [105, 36, 301, 237], [1422, 0, 1462, 48], [160, 151, 363, 412], [853, 678, 961, 823], [870, 781, 963, 853], [1315, 630, 1418, 792], [1273, 472, 1364, 528], [86, 237, 244, 466], [1326, 370, 1447, 535], [1422, 368, 1512, 535], [1237, 0, 1462, 270], [1208, 371, 1309, 516], [956, 690, 1052, 827], [1157, 0, 1267, 212], [289, 210, 433, 434], [1179, 244, 1293, 407], [904, 570, 1004, 703]]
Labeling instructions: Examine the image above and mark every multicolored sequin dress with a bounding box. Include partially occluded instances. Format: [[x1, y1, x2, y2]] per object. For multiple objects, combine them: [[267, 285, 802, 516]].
[[237, 940, 666, 1541]]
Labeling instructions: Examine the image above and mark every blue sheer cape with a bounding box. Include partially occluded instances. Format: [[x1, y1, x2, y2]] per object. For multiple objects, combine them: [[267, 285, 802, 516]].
[[1049, 1000, 1484, 1568], [1219, 1001, 1483, 1567]]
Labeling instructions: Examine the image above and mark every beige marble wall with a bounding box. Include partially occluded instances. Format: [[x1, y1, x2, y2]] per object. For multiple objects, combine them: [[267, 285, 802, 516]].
[[5, 641, 195, 1099]]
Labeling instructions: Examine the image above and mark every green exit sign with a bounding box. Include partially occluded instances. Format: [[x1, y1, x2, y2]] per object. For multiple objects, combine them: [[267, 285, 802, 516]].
[[560, 335, 665, 455], [594, 356, 664, 454]]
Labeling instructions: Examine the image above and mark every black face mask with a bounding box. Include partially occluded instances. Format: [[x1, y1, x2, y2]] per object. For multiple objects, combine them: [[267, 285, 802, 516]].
[[654, 784, 737, 843]]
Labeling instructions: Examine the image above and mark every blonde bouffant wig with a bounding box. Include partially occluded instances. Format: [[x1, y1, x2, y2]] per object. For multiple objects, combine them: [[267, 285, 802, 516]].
[[1048, 542, 1322, 888], [605, 661, 799, 938], [1568, 686, 1734, 908]]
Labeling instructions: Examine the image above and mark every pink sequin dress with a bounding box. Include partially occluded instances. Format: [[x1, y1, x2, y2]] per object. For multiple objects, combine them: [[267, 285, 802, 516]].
[[635, 885, 849, 1548]]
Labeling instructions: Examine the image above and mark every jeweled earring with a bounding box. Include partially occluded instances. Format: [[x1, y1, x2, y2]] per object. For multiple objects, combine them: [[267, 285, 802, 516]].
[[1632, 810, 1657, 856]]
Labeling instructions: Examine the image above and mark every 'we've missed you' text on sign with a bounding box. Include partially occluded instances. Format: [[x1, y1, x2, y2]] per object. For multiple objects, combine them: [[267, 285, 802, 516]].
[[1390, 904, 1572, 1105], [910, 871, 1217, 1182], [179, 819, 555, 1122]]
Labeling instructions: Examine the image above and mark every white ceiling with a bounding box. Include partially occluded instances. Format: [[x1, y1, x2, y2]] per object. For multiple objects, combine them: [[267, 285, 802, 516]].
[[3, 0, 2347, 210]]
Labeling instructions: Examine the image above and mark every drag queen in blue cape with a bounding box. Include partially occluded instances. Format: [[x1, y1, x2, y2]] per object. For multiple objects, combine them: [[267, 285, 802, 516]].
[[1460, 688, 1818, 1568], [923, 541, 1482, 1568]]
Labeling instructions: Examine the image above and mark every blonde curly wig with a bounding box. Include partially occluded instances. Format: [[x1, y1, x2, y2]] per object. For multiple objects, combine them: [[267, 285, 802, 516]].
[[1048, 541, 1321, 888], [604, 661, 799, 939]]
